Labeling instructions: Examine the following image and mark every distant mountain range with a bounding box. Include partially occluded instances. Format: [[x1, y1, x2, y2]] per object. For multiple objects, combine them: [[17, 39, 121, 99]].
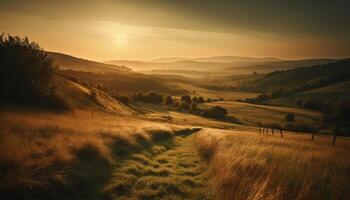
[[151, 56, 283, 63], [106, 56, 338, 74]]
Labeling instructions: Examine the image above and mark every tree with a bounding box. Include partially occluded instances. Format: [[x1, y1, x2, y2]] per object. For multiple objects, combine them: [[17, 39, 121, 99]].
[[165, 96, 174, 105], [0, 34, 56, 103], [180, 101, 190, 110], [197, 97, 204, 103], [181, 95, 192, 104], [192, 96, 198, 103], [202, 106, 227, 119]]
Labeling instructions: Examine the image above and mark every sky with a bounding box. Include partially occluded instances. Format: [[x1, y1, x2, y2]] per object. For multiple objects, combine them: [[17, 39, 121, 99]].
[[1, 0, 349, 61]]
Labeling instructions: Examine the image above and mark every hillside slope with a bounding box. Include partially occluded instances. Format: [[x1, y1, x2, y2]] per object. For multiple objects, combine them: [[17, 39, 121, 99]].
[[229, 58, 335, 74], [48, 52, 131, 73], [246, 59, 350, 92], [50, 52, 182, 94], [49, 74, 133, 114]]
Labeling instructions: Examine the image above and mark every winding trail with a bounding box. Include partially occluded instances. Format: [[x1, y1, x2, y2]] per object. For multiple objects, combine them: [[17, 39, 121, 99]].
[[105, 132, 214, 200]]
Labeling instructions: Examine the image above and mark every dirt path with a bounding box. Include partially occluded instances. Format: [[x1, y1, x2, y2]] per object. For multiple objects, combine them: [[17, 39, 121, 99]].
[[105, 132, 214, 200]]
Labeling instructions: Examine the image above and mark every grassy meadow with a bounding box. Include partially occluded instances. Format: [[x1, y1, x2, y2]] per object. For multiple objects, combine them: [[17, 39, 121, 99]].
[[0, 107, 205, 199], [200, 100, 322, 126], [195, 128, 350, 200]]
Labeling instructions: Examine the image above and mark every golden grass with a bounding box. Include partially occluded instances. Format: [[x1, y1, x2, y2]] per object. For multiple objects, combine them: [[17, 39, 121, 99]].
[[195, 128, 350, 200], [0, 108, 185, 198]]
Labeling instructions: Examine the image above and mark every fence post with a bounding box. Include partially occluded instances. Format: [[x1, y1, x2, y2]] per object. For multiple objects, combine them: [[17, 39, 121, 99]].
[[266, 127, 269, 135], [280, 128, 283, 138], [332, 127, 338, 146], [311, 124, 315, 141], [258, 123, 261, 134], [271, 125, 275, 136]]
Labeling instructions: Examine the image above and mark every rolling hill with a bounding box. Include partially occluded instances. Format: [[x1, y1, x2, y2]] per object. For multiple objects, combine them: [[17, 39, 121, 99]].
[[228, 58, 336, 74], [107, 56, 336, 75], [49, 52, 183, 94], [49, 74, 133, 114], [48, 52, 131, 73], [246, 59, 350, 92], [152, 55, 282, 63]]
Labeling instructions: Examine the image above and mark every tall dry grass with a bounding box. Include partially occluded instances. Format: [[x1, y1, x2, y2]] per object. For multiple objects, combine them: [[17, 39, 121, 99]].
[[195, 128, 350, 200], [0, 108, 184, 198]]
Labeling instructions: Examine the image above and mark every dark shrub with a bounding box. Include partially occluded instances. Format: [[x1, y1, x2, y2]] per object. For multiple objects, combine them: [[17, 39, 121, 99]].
[[180, 101, 190, 110], [181, 95, 192, 104], [133, 92, 163, 104], [269, 88, 284, 99], [286, 113, 295, 122], [133, 92, 146, 102], [192, 96, 198, 103], [202, 106, 227, 119], [147, 92, 163, 104], [165, 96, 174, 105], [0, 34, 56, 104], [115, 95, 131, 105], [198, 97, 204, 103]]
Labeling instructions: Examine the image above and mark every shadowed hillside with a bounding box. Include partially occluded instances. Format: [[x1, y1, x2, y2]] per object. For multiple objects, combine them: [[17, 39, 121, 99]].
[[245, 59, 350, 93]]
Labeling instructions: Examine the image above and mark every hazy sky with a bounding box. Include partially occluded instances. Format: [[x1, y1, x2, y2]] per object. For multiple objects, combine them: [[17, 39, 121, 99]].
[[1, 0, 349, 61]]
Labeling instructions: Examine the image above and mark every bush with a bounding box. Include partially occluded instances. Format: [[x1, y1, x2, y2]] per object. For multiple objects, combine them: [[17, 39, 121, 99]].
[[202, 106, 228, 119], [180, 101, 190, 110], [115, 95, 131, 105], [181, 95, 192, 104], [132, 92, 163, 104], [147, 92, 163, 104], [269, 88, 284, 99], [192, 96, 198, 103], [165, 96, 174, 106], [198, 97, 204, 103], [0, 34, 56, 104], [286, 113, 295, 122]]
